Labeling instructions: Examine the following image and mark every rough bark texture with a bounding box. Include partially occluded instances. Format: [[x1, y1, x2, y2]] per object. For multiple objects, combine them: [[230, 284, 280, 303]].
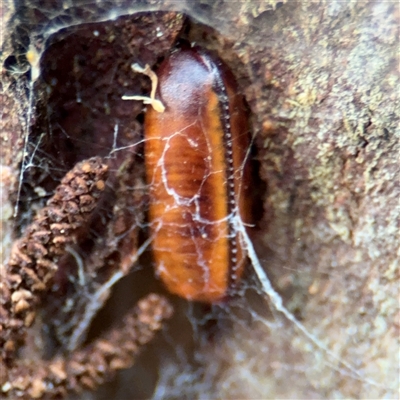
[[1, 1, 399, 399]]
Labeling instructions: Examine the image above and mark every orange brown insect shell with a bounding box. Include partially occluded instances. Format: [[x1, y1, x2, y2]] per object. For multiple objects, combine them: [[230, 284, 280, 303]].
[[144, 47, 251, 303]]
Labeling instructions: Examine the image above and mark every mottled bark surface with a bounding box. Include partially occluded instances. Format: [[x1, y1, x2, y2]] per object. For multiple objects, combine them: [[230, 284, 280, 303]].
[[1, 1, 398, 399]]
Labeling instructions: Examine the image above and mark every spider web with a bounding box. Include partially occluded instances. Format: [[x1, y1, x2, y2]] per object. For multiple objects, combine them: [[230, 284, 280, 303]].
[[3, 2, 397, 400]]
